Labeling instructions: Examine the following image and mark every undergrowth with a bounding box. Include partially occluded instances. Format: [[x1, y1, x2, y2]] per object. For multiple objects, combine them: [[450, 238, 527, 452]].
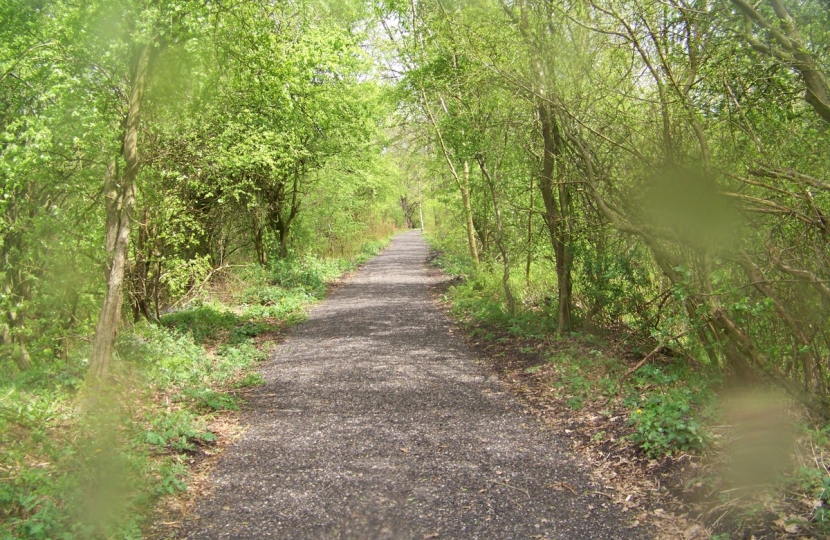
[[432, 244, 715, 458], [427, 238, 830, 537], [0, 237, 390, 540]]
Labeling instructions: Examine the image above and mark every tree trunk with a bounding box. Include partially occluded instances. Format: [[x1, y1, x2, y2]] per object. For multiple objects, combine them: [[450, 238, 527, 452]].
[[88, 44, 150, 382], [103, 157, 119, 256], [271, 166, 301, 259], [250, 211, 268, 266], [556, 171, 574, 334], [2, 233, 31, 371], [731, 0, 830, 124], [130, 207, 156, 323], [2, 322, 30, 371], [279, 228, 290, 258], [401, 196, 412, 228], [419, 183, 425, 232], [460, 161, 479, 266], [526, 174, 534, 284], [538, 103, 573, 333], [419, 88, 479, 267], [477, 155, 515, 315]]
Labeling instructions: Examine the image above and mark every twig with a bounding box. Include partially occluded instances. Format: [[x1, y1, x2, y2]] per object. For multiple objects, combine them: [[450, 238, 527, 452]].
[[620, 343, 664, 382], [709, 508, 732, 530], [493, 480, 531, 498], [167, 264, 247, 310], [554, 481, 578, 496]]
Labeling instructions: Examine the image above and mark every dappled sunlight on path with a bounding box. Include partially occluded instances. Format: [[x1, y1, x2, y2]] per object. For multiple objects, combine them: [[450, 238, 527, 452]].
[[184, 231, 646, 540]]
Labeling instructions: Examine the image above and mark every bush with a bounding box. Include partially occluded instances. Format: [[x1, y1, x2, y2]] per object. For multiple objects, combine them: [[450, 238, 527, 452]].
[[160, 304, 240, 344], [621, 363, 714, 457], [627, 387, 709, 457], [0, 237, 392, 539], [269, 255, 349, 296], [144, 410, 217, 452]]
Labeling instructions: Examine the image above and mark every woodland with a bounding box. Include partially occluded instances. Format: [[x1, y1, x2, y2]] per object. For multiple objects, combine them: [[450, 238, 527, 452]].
[[2, 0, 830, 538]]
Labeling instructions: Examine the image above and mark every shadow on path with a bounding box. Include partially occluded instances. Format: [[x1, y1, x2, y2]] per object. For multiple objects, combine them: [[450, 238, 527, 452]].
[[184, 231, 647, 540]]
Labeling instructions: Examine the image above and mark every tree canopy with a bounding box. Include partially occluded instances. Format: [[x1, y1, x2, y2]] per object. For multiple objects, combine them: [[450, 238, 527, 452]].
[[4, 0, 830, 536]]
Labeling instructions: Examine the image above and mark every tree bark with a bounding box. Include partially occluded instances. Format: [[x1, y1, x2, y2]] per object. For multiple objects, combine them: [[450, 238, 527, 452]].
[[277, 167, 301, 258], [88, 44, 151, 382], [538, 103, 573, 333], [251, 212, 268, 266], [477, 155, 516, 315], [418, 181, 425, 232], [460, 161, 480, 266], [2, 233, 31, 371], [420, 88, 479, 267], [526, 174, 534, 284], [730, 0, 830, 124]]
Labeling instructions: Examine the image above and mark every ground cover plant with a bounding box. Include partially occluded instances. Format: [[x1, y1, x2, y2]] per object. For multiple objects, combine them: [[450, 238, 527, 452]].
[[1, 1, 402, 536], [428, 242, 830, 538], [0, 238, 391, 540]]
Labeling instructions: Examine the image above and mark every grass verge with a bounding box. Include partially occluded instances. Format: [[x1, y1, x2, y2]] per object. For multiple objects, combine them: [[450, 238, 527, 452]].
[[0, 238, 390, 540]]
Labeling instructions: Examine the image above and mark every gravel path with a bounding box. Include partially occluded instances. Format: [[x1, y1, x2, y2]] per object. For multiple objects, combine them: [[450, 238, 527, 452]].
[[185, 231, 646, 539]]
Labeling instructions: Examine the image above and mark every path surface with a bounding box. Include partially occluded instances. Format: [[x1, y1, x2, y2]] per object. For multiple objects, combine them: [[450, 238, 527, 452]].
[[185, 231, 645, 539]]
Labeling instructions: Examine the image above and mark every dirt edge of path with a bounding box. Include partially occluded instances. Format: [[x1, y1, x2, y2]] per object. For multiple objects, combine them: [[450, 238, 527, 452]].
[[424, 259, 712, 540], [144, 249, 389, 540], [175, 231, 648, 539]]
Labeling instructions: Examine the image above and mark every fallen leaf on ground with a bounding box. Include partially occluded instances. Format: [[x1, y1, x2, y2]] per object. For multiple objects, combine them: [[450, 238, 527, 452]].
[[683, 524, 702, 539], [773, 518, 799, 534]]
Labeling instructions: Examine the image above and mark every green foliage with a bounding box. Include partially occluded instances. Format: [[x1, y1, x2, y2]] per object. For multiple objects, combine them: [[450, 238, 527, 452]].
[[626, 388, 709, 458], [622, 362, 715, 454], [176, 388, 240, 412], [0, 242, 386, 538], [154, 461, 188, 497], [234, 372, 265, 389], [160, 305, 241, 344], [578, 245, 652, 328], [269, 256, 352, 297], [144, 410, 216, 452], [10, 0, 830, 533]]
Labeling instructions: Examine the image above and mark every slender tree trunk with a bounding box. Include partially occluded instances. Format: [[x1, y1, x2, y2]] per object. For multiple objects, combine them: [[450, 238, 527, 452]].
[[88, 44, 151, 382], [556, 173, 574, 333], [526, 175, 534, 284], [103, 157, 119, 257], [278, 170, 301, 258], [279, 229, 290, 258], [2, 322, 30, 371], [250, 211, 268, 266], [730, 0, 830, 124], [478, 155, 515, 314], [460, 161, 479, 266], [401, 196, 412, 228], [418, 180, 425, 232], [2, 233, 31, 371], [420, 88, 479, 267], [538, 103, 573, 333], [131, 207, 156, 323]]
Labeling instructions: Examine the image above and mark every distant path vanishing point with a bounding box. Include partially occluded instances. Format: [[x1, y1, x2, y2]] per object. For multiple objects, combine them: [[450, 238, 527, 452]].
[[184, 230, 646, 540]]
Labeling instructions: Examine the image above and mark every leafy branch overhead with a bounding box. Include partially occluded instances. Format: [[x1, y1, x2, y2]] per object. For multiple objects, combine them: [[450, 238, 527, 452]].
[[729, 0, 830, 124]]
